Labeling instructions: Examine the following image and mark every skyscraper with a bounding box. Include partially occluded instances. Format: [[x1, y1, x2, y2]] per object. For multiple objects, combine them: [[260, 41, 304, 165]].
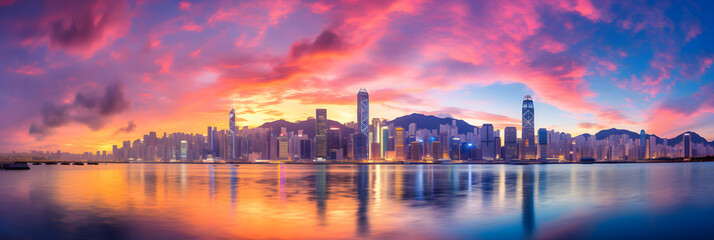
[[371, 118, 381, 159], [522, 95, 536, 159], [357, 88, 369, 137], [504, 127, 518, 160], [180, 140, 188, 160], [481, 124, 495, 160], [683, 132, 692, 158], [316, 109, 328, 159], [300, 139, 312, 160], [381, 126, 389, 158], [207, 126, 214, 157], [640, 130, 646, 159], [395, 127, 405, 160], [353, 133, 368, 161], [538, 128, 548, 160], [229, 106, 236, 159]]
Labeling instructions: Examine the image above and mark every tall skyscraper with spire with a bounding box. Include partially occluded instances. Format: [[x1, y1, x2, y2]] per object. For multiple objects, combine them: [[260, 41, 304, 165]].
[[229, 104, 236, 159], [357, 88, 369, 136], [357, 88, 369, 159], [522, 95, 536, 159]]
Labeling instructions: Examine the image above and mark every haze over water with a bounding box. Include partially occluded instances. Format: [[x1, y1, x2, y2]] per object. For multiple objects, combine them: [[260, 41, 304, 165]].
[[1, 163, 714, 239]]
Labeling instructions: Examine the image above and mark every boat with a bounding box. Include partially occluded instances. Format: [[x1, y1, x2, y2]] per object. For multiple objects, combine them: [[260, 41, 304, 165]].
[[580, 158, 596, 164], [60, 162, 70, 165], [45, 162, 58, 165], [1, 162, 30, 170], [32, 162, 42, 165], [87, 162, 99, 165], [72, 162, 85, 165]]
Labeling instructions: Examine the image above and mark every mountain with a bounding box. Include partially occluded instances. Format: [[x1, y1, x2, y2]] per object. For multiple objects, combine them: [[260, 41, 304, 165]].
[[587, 128, 713, 147], [386, 113, 477, 134], [669, 131, 712, 147], [260, 119, 355, 138]]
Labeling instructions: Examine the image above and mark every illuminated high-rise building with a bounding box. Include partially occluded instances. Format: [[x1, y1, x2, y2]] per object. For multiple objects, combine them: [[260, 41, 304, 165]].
[[504, 127, 518, 160], [683, 133, 692, 158], [381, 126, 389, 158], [279, 134, 289, 160], [316, 109, 328, 158], [357, 88, 369, 138], [395, 127, 405, 160], [207, 126, 215, 157], [481, 124, 495, 160], [353, 133, 368, 161], [538, 128, 548, 160], [640, 130, 646, 159], [229, 106, 236, 159], [371, 118, 381, 159], [432, 141, 442, 160], [180, 140, 188, 160], [328, 127, 341, 159], [522, 95, 536, 159]]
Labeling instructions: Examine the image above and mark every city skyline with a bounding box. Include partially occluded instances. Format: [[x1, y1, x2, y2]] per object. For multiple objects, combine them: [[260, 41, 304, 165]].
[[2, 0, 714, 153], [6, 89, 712, 163], [3, 88, 712, 156]]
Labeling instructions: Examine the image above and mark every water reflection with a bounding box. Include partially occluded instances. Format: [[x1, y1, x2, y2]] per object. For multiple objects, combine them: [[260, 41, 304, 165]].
[[1, 163, 714, 239]]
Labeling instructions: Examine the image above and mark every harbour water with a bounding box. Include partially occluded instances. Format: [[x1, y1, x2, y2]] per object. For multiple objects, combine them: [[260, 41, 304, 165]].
[[1, 163, 714, 239]]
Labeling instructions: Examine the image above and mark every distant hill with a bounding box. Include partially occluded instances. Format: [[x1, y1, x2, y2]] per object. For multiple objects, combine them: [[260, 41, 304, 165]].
[[586, 128, 713, 147], [260, 119, 355, 138], [386, 113, 477, 134], [261, 116, 712, 147], [669, 131, 712, 147]]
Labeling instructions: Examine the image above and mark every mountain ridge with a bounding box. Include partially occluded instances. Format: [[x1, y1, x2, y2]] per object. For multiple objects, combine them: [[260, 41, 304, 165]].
[[258, 114, 713, 147]]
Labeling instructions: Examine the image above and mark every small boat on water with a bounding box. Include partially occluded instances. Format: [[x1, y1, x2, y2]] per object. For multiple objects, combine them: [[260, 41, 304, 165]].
[[60, 162, 70, 165], [87, 162, 99, 165], [45, 162, 58, 165], [580, 158, 596, 164], [32, 162, 42, 165], [72, 162, 85, 165], [1, 162, 30, 170]]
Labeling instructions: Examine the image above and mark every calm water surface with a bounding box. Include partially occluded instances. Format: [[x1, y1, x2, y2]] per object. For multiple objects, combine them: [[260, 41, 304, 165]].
[[1, 163, 714, 239]]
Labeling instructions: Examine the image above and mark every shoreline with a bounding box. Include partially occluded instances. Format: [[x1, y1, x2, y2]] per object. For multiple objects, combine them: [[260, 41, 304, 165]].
[[4, 157, 714, 165]]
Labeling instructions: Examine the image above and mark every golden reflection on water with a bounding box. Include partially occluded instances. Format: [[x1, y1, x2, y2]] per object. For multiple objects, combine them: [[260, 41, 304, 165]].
[[1, 163, 707, 239]]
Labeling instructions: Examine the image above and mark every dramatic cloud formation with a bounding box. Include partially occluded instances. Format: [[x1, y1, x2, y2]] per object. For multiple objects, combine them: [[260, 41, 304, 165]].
[[1, 0, 713, 152], [115, 120, 136, 134], [28, 82, 130, 139]]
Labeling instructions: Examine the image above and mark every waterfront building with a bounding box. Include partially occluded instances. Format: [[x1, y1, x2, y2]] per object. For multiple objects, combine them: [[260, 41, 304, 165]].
[[684, 133, 692, 158], [522, 95, 536, 159], [432, 141, 442, 159], [410, 141, 421, 161], [504, 127, 518, 160], [538, 128, 548, 160], [371, 118, 381, 159], [229, 107, 236, 159], [481, 124, 495, 160], [640, 130, 646, 159], [381, 126, 389, 158], [316, 109, 328, 159], [395, 127, 405, 160], [357, 89, 369, 149], [353, 133, 368, 161]]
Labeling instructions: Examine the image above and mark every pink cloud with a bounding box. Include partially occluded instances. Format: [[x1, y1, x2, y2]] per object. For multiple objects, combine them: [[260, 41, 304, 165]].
[[14, 63, 44, 75], [15, 0, 132, 58], [155, 55, 173, 73], [645, 84, 714, 136], [178, 1, 191, 10], [181, 22, 204, 32]]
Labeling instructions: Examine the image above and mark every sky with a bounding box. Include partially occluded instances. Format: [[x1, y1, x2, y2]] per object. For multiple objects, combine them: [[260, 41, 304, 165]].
[[1, 0, 714, 153]]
